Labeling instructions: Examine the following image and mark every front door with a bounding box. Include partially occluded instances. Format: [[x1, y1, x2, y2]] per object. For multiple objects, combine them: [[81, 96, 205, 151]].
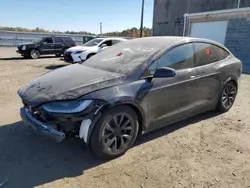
[[40, 37, 54, 54], [139, 43, 196, 131]]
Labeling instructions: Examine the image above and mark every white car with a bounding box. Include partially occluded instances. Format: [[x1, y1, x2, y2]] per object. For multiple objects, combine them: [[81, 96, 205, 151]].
[[64, 37, 127, 63]]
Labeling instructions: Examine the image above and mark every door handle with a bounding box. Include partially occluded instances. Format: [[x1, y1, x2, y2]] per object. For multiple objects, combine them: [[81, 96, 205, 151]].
[[51, 45, 55, 46], [190, 71, 205, 78]]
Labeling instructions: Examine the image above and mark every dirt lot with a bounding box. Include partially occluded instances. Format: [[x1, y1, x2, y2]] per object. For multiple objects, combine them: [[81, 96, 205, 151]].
[[0, 47, 250, 188]]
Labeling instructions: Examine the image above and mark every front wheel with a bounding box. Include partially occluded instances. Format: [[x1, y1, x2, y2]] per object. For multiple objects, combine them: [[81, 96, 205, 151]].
[[30, 49, 40, 59], [216, 81, 237, 112], [89, 106, 139, 159]]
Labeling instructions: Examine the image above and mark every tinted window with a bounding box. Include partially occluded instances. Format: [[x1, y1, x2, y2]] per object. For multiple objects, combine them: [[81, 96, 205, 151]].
[[54, 37, 62, 43], [102, 40, 112, 46], [43, 37, 53, 43], [62, 37, 74, 43], [112, 40, 122, 45], [194, 43, 229, 67], [218, 47, 230, 60], [144, 43, 194, 76]]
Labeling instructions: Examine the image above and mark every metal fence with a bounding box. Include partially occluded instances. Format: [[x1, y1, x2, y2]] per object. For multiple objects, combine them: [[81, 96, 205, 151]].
[[0, 30, 93, 46]]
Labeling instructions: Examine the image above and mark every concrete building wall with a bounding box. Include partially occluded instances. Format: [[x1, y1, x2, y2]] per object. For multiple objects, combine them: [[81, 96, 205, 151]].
[[153, 0, 250, 36], [225, 17, 250, 73], [184, 9, 250, 73]]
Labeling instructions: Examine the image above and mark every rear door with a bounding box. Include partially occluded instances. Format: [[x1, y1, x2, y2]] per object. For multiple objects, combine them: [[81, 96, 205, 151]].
[[40, 37, 54, 54], [188, 42, 229, 109], [53, 37, 63, 54]]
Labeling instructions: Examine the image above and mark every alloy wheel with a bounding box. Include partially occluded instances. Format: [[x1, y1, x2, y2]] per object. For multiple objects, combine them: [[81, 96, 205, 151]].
[[30, 49, 39, 59], [101, 113, 136, 154], [222, 83, 237, 109]]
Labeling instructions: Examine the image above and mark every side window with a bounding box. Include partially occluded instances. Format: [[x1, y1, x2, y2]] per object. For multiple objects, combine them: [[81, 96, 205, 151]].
[[54, 37, 62, 43], [157, 43, 194, 70], [112, 40, 121, 45], [43, 37, 53, 44], [144, 43, 194, 76], [218, 47, 230, 60], [102, 40, 112, 46], [193, 43, 228, 67]]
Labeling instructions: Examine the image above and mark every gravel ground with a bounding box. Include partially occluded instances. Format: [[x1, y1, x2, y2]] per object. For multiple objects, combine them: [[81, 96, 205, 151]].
[[0, 47, 250, 188]]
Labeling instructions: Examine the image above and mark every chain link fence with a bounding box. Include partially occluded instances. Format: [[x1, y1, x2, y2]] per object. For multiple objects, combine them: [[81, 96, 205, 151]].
[[0, 30, 94, 46]]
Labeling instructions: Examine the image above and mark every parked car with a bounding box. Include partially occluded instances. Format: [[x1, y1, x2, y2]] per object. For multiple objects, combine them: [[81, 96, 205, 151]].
[[16, 36, 77, 59], [64, 37, 127, 63], [18, 37, 242, 158]]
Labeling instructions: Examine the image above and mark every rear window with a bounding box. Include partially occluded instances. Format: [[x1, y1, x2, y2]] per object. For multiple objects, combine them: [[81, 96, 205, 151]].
[[194, 43, 229, 67], [112, 40, 122, 45], [62, 37, 74, 43], [54, 37, 62, 43]]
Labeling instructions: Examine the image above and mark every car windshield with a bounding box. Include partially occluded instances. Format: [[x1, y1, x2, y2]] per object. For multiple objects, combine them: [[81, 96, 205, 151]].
[[83, 38, 103, 46], [32, 37, 43, 44], [82, 39, 160, 75]]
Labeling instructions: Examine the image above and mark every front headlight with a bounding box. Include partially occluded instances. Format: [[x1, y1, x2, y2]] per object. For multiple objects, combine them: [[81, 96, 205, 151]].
[[74, 50, 86, 54], [42, 100, 93, 113], [22, 45, 26, 50]]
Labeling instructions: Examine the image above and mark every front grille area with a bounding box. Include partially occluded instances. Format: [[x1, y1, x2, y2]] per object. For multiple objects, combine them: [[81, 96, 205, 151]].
[[17, 46, 22, 51], [64, 52, 73, 62]]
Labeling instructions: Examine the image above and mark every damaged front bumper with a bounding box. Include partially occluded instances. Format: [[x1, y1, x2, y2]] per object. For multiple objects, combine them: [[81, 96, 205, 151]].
[[20, 107, 66, 142]]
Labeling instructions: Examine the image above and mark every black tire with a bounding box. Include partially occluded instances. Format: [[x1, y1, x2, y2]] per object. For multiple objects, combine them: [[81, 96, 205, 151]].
[[86, 53, 95, 59], [23, 54, 30, 59], [55, 54, 62, 57], [89, 106, 139, 159], [30, 49, 40, 59], [216, 81, 237, 112]]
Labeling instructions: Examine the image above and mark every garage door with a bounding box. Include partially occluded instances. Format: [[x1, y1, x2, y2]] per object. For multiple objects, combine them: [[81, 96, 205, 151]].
[[190, 21, 228, 45]]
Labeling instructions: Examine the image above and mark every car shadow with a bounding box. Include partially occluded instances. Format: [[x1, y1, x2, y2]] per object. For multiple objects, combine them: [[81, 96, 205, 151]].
[[0, 111, 220, 188], [0, 56, 58, 61], [45, 64, 68, 70], [0, 121, 106, 188], [136, 111, 221, 146]]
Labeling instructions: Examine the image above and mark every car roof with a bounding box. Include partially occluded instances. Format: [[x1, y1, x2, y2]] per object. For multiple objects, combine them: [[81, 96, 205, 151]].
[[120, 36, 228, 51], [95, 37, 128, 41]]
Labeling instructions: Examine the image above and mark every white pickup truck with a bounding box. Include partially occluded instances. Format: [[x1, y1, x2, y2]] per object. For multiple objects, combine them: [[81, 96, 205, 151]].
[[64, 37, 127, 63]]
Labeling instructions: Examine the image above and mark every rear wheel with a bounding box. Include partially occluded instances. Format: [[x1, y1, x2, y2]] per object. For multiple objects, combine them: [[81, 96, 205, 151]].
[[216, 81, 237, 112], [89, 106, 139, 159], [30, 49, 40, 59]]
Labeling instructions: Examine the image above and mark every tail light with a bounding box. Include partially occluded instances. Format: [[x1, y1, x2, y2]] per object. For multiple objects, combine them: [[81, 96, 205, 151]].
[[74, 42, 77, 46]]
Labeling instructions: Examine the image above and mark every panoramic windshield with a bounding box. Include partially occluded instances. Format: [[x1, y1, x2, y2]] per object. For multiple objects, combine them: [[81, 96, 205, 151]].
[[83, 38, 103, 46], [82, 39, 160, 74], [32, 37, 43, 44]]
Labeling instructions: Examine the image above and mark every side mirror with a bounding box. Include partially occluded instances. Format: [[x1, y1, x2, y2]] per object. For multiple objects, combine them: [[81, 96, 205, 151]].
[[101, 43, 107, 48], [153, 67, 176, 78]]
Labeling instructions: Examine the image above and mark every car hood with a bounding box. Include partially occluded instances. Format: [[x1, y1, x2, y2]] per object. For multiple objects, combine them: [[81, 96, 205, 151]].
[[17, 42, 34, 47], [18, 64, 126, 105], [66, 46, 96, 52]]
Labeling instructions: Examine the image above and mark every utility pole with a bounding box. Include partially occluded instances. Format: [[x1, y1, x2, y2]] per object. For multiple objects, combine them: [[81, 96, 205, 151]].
[[100, 22, 102, 35], [140, 0, 145, 38], [237, 0, 241, 8]]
